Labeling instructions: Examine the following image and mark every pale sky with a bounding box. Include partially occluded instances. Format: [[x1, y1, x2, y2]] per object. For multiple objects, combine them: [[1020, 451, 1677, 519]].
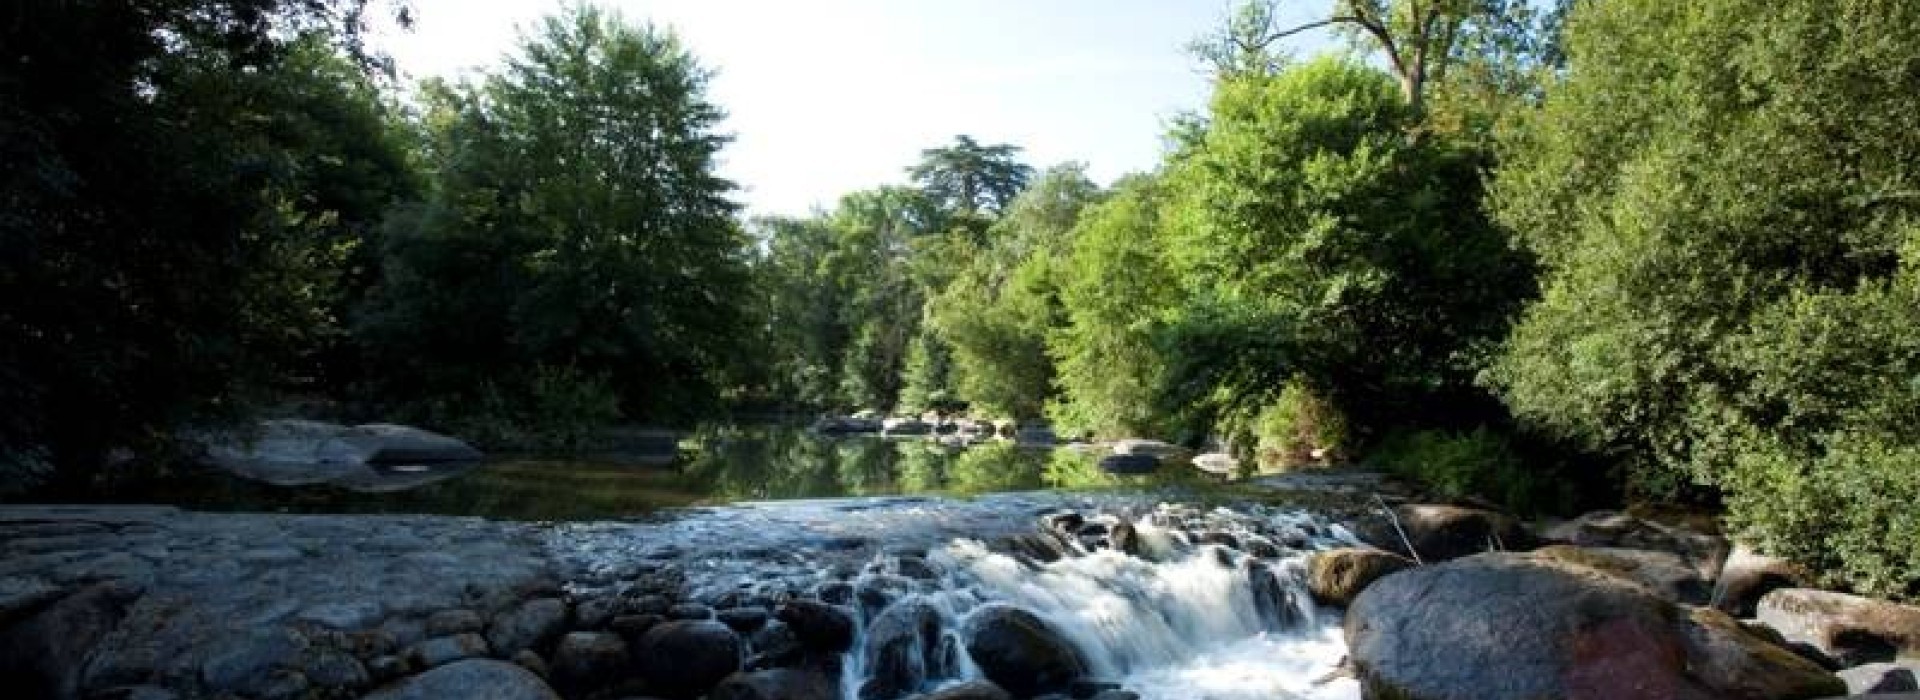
[[376, 1, 1336, 218]]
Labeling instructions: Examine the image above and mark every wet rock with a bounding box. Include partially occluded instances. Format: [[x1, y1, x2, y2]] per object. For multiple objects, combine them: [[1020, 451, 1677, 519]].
[[201, 627, 312, 695], [361, 658, 560, 700], [856, 574, 917, 617], [961, 603, 1089, 698], [894, 556, 938, 580], [627, 594, 672, 615], [744, 620, 803, 670], [300, 648, 371, 690], [1757, 588, 1920, 666], [0, 574, 65, 626], [717, 607, 769, 632], [1712, 544, 1813, 617], [487, 598, 568, 657], [406, 633, 490, 668], [1837, 662, 1919, 694], [911, 680, 1013, 700], [634, 620, 743, 699], [297, 600, 383, 629], [861, 600, 946, 700], [815, 581, 855, 606], [0, 580, 141, 698], [609, 614, 663, 642], [1306, 547, 1413, 607], [86, 685, 179, 700], [1352, 504, 1538, 562], [1247, 560, 1303, 630], [1109, 523, 1141, 557], [710, 668, 840, 700], [1097, 454, 1159, 475], [366, 655, 410, 683], [777, 599, 856, 653], [1069, 680, 1122, 697], [1089, 692, 1140, 700], [574, 596, 620, 630], [666, 602, 713, 620], [1047, 513, 1086, 534], [1345, 552, 1843, 700], [549, 631, 628, 694], [1533, 545, 1712, 605], [1196, 531, 1240, 549], [1540, 510, 1728, 579]]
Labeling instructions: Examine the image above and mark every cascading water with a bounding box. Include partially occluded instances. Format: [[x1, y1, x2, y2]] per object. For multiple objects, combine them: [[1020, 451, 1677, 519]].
[[833, 503, 1361, 700], [550, 493, 1362, 700]]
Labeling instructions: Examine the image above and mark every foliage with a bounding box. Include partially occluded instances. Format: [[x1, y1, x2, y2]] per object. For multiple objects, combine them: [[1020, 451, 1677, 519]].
[[415, 364, 622, 453], [1489, 0, 1920, 594], [907, 135, 1036, 217], [1160, 56, 1534, 443], [1248, 381, 1349, 464], [1368, 427, 1566, 514], [358, 5, 751, 426]]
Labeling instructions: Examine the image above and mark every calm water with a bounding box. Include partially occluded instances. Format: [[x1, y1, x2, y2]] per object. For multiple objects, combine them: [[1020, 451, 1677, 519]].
[[92, 424, 1217, 520]]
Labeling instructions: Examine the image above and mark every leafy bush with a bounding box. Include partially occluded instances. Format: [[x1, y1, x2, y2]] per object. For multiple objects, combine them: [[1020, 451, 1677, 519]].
[[1250, 381, 1348, 465], [413, 364, 621, 453], [1367, 427, 1568, 515]]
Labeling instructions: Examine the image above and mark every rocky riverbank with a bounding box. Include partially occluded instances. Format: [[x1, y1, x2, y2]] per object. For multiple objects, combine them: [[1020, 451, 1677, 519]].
[[1, 491, 1913, 700]]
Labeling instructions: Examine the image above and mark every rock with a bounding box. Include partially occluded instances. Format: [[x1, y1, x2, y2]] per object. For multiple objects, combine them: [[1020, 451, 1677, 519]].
[[710, 669, 840, 700], [627, 594, 673, 615], [1191, 452, 1239, 475], [717, 607, 769, 632], [1534, 545, 1713, 605], [883, 418, 934, 436], [816, 581, 856, 605], [297, 600, 384, 629], [200, 420, 483, 487], [574, 596, 620, 630], [367, 655, 411, 683], [634, 620, 743, 699], [1540, 510, 1729, 579], [1111, 439, 1182, 458], [610, 614, 664, 642], [1345, 552, 1844, 700], [1306, 548, 1413, 607], [861, 600, 947, 700], [1097, 454, 1159, 475], [1712, 544, 1813, 617], [1247, 560, 1302, 630], [200, 627, 311, 695], [1090, 692, 1140, 700], [510, 649, 549, 679], [301, 648, 371, 690], [361, 658, 560, 700], [1757, 588, 1920, 666], [911, 680, 1014, 700], [961, 604, 1089, 699], [0, 580, 141, 699], [1838, 662, 1920, 694], [0, 575, 67, 626], [777, 599, 855, 653], [1352, 504, 1538, 562], [1109, 523, 1141, 556], [487, 598, 568, 657], [549, 631, 629, 694], [1014, 424, 1057, 445], [894, 556, 938, 580], [667, 602, 714, 620], [406, 633, 490, 668]]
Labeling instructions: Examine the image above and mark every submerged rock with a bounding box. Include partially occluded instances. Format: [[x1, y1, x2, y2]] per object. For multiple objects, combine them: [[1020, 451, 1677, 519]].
[[1346, 552, 1843, 700], [861, 600, 946, 700], [960, 604, 1088, 699], [361, 659, 560, 700], [1306, 547, 1413, 607]]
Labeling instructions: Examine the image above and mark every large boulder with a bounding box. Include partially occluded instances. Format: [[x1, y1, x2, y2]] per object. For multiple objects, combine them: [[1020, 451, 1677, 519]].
[[710, 669, 840, 700], [859, 600, 947, 700], [361, 659, 560, 700], [547, 631, 628, 695], [1345, 552, 1844, 700], [1756, 589, 1920, 666], [1713, 544, 1814, 617], [1541, 511, 1729, 580], [634, 620, 743, 699], [910, 680, 1014, 700], [199, 420, 483, 487], [1534, 545, 1713, 605], [486, 598, 568, 657], [776, 599, 855, 653], [0, 581, 141, 699], [1352, 504, 1538, 562], [1837, 662, 1919, 694], [1306, 547, 1414, 607], [960, 604, 1088, 699]]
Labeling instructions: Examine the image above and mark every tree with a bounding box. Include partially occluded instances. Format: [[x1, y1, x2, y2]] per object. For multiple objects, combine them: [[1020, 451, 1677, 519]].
[[359, 5, 750, 430], [907, 135, 1035, 218], [1, 0, 405, 487], [1488, 0, 1920, 597]]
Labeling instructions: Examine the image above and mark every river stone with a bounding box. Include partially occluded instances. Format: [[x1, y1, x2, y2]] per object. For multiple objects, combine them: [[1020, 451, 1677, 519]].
[[201, 627, 312, 695], [406, 633, 489, 668], [487, 598, 567, 657], [911, 680, 1013, 700], [667, 602, 714, 620], [778, 599, 855, 653], [961, 603, 1089, 699], [0, 580, 141, 699], [1534, 545, 1712, 605], [1540, 511, 1728, 580], [717, 606, 769, 632], [300, 647, 371, 689], [1345, 552, 1843, 700], [1757, 588, 1920, 665], [548, 631, 628, 694], [1838, 662, 1920, 694], [861, 600, 946, 700], [710, 668, 840, 700], [1352, 504, 1538, 562], [361, 658, 560, 700], [1306, 547, 1413, 607], [634, 619, 743, 699], [1712, 544, 1813, 617]]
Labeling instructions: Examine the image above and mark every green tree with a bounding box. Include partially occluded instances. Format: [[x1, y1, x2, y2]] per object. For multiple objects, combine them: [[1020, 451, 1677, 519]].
[[359, 5, 750, 431], [1488, 0, 1920, 596], [907, 135, 1036, 218]]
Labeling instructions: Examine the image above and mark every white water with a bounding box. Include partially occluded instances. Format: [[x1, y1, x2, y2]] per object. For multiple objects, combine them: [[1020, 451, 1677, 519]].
[[865, 507, 1361, 700]]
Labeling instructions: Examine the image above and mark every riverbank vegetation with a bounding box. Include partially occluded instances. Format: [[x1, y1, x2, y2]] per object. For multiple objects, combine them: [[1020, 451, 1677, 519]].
[[3, 0, 1915, 599]]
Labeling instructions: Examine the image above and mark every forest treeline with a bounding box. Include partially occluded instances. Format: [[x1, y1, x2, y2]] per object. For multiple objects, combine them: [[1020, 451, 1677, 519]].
[[2, 0, 1916, 598]]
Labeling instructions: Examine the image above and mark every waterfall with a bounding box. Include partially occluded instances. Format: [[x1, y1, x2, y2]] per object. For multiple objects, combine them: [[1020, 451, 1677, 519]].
[[837, 504, 1361, 700]]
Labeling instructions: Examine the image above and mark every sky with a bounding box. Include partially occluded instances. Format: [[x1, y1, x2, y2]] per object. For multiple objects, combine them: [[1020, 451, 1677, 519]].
[[375, 1, 1336, 218]]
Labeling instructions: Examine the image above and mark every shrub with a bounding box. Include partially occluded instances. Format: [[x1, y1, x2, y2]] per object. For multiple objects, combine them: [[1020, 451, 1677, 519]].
[[1367, 427, 1568, 515]]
